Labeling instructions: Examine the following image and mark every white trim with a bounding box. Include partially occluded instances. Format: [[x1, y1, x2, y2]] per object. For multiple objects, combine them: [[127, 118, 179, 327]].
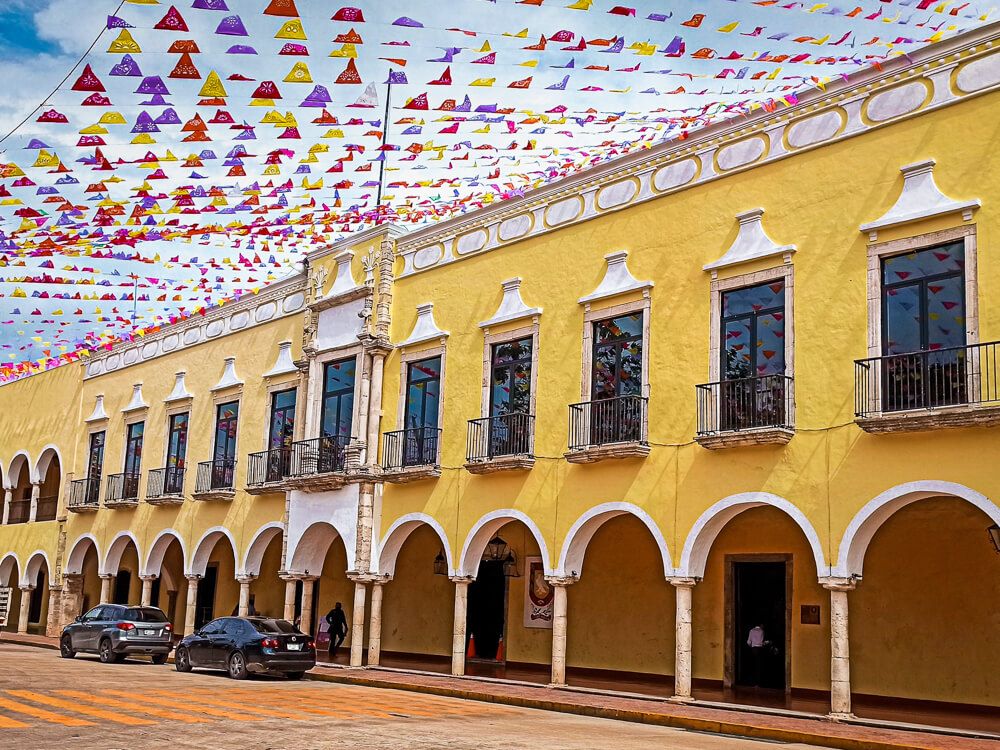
[[22, 550, 53, 587], [704, 209, 796, 271], [836, 480, 1000, 577], [0, 552, 20, 586], [84, 395, 108, 423], [5, 451, 32, 489], [458, 509, 552, 578], [376, 513, 454, 577], [399, 303, 449, 348], [211, 357, 243, 392], [578, 251, 653, 304], [263, 341, 298, 378], [678, 492, 829, 578], [122, 383, 148, 413], [101, 531, 141, 576], [324, 250, 365, 299], [164, 371, 193, 403], [286, 519, 349, 575], [188, 526, 239, 577], [241, 522, 285, 576], [142, 529, 187, 577], [33, 445, 63, 486], [556, 502, 674, 578], [479, 278, 542, 328], [65, 534, 99, 575]]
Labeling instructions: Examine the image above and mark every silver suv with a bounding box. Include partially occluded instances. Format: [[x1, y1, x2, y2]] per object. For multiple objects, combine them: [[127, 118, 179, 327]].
[[61, 604, 173, 664]]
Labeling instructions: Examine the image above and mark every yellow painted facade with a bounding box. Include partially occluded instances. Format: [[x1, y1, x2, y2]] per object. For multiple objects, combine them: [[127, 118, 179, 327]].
[[1, 23, 999, 720]]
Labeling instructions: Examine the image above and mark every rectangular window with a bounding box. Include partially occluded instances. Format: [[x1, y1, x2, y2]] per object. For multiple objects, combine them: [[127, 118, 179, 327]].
[[486, 338, 533, 458], [402, 356, 442, 466], [321, 358, 356, 439], [880, 241, 967, 410], [87, 431, 105, 503], [214, 402, 239, 461], [592, 314, 643, 399], [165, 413, 188, 494], [124, 422, 144, 476], [269, 389, 297, 449]]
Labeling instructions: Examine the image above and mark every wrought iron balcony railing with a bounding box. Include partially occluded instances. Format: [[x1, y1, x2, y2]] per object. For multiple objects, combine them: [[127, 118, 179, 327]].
[[147, 467, 185, 498], [195, 458, 236, 493], [247, 447, 292, 487], [467, 413, 534, 462], [68, 477, 101, 510], [383, 427, 441, 471], [568, 395, 648, 450], [291, 435, 351, 477], [6, 499, 30, 524], [854, 341, 999, 418], [696, 374, 794, 435], [35, 495, 58, 522], [106, 472, 141, 504]]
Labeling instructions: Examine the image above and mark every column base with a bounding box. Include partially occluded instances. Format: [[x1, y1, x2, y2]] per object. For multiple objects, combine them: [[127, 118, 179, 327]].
[[827, 711, 856, 722], [546, 682, 566, 689], [668, 695, 696, 704]]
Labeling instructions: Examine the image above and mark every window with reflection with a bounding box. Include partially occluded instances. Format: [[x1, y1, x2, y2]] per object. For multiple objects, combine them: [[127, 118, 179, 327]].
[[320, 358, 355, 439], [402, 356, 441, 465], [123, 422, 144, 498], [488, 338, 533, 457], [165, 413, 188, 494], [211, 402, 239, 489], [86, 431, 105, 503], [589, 314, 644, 444]]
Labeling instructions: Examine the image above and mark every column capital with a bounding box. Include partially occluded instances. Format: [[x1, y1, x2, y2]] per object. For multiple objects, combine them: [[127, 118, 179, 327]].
[[372, 574, 392, 586], [449, 574, 474, 584], [19, 585, 35, 592], [544, 575, 578, 587], [819, 576, 858, 592], [666, 576, 700, 588], [99, 573, 116, 581], [62, 572, 83, 581], [298, 574, 319, 583], [236, 574, 257, 584], [184, 574, 203, 582], [347, 572, 380, 584], [139, 574, 158, 582]]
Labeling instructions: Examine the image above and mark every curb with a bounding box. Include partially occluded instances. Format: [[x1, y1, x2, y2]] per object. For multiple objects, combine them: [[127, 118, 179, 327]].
[[0, 634, 59, 651]]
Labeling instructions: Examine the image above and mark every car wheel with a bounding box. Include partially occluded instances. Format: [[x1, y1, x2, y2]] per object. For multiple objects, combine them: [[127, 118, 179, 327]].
[[151, 653, 168, 665], [227, 650, 249, 680], [59, 636, 76, 659], [98, 638, 116, 664], [174, 647, 192, 673], [285, 671, 305, 681]]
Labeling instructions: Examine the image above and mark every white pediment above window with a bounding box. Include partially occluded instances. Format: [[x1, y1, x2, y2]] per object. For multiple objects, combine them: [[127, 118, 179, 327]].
[[579, 251, 653, 305], [122, 383, 148, 413], [263, 341, 298, 378], [325, 250, 364, 299], [479, 278, 542, 329], [704, 209, 795, 271], [85, 394, 108, 423], [860, 160, 980, 241], [211, 357, 244, 392], [399, 303, 449, 348], [164, 371, 193, 403]]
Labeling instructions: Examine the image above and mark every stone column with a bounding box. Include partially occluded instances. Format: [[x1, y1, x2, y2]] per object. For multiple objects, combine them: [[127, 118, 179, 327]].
[[281, 575, 297, 622], [547, 576, 576, 686], [821, 577, 857, 719], [349, 577, 368, 667], [1, 489, 11, 525], [60, 573, 84, 628], [667, 577, 698, 702], [99, 574, 115, 605], [237, 575, 255, 617], [451, 577, 470, 676], [367, 577, 389, 666], [28, 483, 40, 524], [183, 575, 201, 635], [299, 576, 317, 638], [140, 575, 157, 607], [45, 586, 62, 637], [17, 586, 33, 633], [366, 351, 387, 467]]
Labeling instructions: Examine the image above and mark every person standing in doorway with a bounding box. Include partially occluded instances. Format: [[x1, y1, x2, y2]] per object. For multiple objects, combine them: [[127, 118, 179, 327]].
[[325, 602, 348, 654], [747, 623, 768, 687]]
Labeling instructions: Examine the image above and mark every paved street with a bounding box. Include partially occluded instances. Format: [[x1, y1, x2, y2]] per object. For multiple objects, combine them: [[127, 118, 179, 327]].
[[0, 644, 829, 750]]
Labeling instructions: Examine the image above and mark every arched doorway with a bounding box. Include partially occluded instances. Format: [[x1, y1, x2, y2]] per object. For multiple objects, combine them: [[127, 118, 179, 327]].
[[103, 533, 141, 605], [35, 449, 61, 522], [65, 536, 101, 617], [190, 529, 239, 629], [143, 531, 187, 630], [23, 553, 51, 635], [0, 554, 20, 633], [6, 454, 31, 525], [242, 524, 285, 620]]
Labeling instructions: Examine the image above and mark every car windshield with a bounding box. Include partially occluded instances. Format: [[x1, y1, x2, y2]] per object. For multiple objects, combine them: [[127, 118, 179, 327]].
[[124, 607, 168, 623], [249, 619, 299, 634]]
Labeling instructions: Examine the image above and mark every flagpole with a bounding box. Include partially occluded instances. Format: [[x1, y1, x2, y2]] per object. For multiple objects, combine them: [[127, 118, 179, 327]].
[[376, 68, 394, 212]]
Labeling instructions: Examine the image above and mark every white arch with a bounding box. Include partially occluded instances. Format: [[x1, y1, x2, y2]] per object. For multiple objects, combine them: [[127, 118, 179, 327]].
[[189, 526, 239, 577], [101, 531, 141, 576], [557, 502, 675, 578], [241, 522, 285, 576], [33, 445, 63, 485], [458, 509, 552, 578], [65, 534, 100, 575], [287, 521, 348, 575], [22, 550, 52, 587], [142, 529, 187, 577], [376, 513, 454, 577], [5, 451, 31, 489], [0, 552, 20, 586], [836, 480, 1000, 578], [679, 492, 829, 579]]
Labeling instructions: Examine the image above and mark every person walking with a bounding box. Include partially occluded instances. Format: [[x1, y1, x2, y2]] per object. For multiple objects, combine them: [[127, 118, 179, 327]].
[[325, 601, 348, 654]]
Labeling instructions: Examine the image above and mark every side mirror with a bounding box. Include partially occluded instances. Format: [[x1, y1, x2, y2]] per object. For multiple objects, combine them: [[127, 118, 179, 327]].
[[74, 615, 82, 623]]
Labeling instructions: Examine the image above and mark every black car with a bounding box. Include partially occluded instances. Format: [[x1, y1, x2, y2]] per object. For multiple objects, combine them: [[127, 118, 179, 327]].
[[175, 616, 315, 680]]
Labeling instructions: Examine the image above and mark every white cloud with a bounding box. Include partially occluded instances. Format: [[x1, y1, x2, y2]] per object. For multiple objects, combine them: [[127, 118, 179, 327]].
[[32, 0, 121, 55]]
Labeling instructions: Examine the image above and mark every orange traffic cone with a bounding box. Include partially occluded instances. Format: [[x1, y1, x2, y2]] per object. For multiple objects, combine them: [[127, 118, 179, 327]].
[[466, 633, 476, 659], [495, 635, 505, 662]]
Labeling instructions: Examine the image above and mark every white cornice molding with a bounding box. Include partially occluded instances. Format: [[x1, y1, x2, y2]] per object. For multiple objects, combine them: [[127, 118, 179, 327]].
[[399, 303, 449, 348], [579, 252, 653, 305], [211, 357, 243, 392], [164, 371, 193, 403], [263, 341, 298, 378], [122, 383, 148, 413], [859, 160, 981, 241], [306, 223, 407, 263], [704, 209, 796, 271], [479, 278, 541, 329], [85, 394, 108, 423]]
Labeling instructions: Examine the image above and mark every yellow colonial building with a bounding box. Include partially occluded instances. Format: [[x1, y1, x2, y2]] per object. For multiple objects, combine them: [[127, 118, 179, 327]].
[[2, 20, 1000, 726]]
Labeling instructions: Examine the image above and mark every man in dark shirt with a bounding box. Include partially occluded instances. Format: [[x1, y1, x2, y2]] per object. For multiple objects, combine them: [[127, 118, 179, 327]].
[[325, 601, 348, 653]]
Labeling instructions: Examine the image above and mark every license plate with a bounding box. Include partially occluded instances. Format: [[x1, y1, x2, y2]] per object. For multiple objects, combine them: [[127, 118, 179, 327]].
[[287, 642, 302, 651], [144, 629, 156, 636]]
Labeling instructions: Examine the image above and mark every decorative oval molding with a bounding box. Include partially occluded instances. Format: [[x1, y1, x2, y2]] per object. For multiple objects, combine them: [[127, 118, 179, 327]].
[[282, 292, 305, 313], [106, 354, 121, 370], [455, 228, 488, 256], [182, 328, 201, 345], [652, 158, 698, 192], [498, 213, 533, 242], [87, 361, 104, 377], [955, 52, 1000, 93], [161, 334, 179, 352], [254, 301, 277, 322], [413, 243, 444, 270], [545, 195, 584, 227], [230, 311, 250, 330], [122, 349, 139, 365], [785, 108, 846, 150], [864, 81, 929, 123], [141, 342, 158, 360], [596, 178, 639, 211], [206, 319, 226, 338], [716, 136, 767, 172]]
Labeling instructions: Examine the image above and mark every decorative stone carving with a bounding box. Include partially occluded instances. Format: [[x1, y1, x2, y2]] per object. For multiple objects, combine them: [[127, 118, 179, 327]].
[[399, 303, 449, 348], [164, 371, 193, 403], [956, 52, 1000, 93], [859, 160, 980, 240], [579, 251, 653, 304], [263, 341, 298, 378], [652, 159, 698, 192], [546, 196, 583, 226], [85, 394, 109, 423], [413, 244, 445, 270], [255, 301, 277, 322], [122, 383, 148, 413], [597, 178, 639, 210], [865, 81, 928, 122], [498, 214, 532, 242], [456, 229, 488, 256], [325, 250, 363, 298], [716, 136, 767, 171], [479, 278, 542, 329], [704, 209, 796, 271], [786, 109, 845, 150], [211, 357, 243, 392]]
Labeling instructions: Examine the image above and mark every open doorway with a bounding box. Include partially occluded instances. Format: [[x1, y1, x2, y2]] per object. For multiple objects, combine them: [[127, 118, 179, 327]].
[[726, 556, 790, 691], [466, 559, 507, 661], [195, 564, 218, 628], [114, 570, 132, 605]]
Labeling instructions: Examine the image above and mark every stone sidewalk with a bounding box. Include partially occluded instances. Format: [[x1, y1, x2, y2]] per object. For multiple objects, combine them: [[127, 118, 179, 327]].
[[4, 632, 996, 750]]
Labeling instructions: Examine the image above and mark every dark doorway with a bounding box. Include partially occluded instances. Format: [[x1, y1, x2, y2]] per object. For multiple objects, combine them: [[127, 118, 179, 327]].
[[294, 578, 320, 637], [466, 560, 506, 661], [28, 570, 45, 624], [195, 564, 218, 629], [732, 560, 788, 690], [151, 578, 161, 608], [114, 570, 132, 605]]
